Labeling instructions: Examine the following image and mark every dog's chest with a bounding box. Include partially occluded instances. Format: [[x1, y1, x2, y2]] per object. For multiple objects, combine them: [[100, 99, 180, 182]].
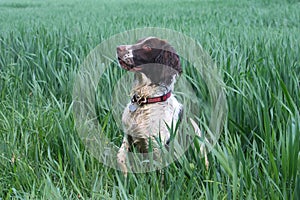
[[122, 96, 182, 143]]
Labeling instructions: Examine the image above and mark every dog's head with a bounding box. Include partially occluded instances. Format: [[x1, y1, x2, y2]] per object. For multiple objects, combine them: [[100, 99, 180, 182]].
[[117, 37, 182, 86]]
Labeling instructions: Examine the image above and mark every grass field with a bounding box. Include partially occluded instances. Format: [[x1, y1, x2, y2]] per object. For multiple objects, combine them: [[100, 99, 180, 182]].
[[0, 0, 300, 199]]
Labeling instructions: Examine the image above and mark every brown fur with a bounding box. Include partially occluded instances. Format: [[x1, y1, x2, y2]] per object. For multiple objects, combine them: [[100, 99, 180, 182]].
[[116, 37, 208, 176]]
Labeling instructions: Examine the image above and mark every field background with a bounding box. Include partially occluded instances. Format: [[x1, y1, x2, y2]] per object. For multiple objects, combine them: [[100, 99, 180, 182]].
[[0, 0, 299, 199]]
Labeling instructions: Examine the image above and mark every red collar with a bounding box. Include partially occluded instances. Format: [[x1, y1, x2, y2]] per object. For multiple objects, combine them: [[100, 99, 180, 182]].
[[131, 90, 172, 106]]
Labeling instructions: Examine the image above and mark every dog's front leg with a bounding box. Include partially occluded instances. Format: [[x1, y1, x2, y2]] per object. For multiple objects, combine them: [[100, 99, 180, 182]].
[[117, 136, 129, 177]]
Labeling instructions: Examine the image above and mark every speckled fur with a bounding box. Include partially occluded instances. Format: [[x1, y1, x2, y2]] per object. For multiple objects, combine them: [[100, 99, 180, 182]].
[[116, 37, 208, 176], [117, 72, 182, 176]]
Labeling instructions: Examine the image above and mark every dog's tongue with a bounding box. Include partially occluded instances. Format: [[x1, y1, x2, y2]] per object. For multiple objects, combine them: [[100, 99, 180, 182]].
[[119, 59, 131, 70], [130, 67, 142, 72]]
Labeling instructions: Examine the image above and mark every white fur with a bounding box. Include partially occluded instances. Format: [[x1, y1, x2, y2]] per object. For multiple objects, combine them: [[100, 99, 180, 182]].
[[117, 72, 182, 176], [116, 37, 209, 176]]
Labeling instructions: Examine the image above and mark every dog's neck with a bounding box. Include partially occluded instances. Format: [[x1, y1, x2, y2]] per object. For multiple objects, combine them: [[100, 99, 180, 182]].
[[131, 72, 176, 98]]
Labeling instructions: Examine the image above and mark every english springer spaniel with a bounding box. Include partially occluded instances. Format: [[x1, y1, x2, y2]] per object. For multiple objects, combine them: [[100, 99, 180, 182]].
[[116, 37, 208, 176]]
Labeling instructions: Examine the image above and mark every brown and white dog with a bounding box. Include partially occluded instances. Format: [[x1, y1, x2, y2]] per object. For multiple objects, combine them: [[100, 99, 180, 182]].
[[116, 37, 208, 176]]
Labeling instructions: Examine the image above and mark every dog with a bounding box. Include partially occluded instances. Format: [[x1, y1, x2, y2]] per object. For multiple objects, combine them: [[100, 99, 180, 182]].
[[116, 37, 208, 176]]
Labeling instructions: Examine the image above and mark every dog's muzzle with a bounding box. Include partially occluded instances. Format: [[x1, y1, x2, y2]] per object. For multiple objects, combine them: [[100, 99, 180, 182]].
[[117, 46, 135, 70]]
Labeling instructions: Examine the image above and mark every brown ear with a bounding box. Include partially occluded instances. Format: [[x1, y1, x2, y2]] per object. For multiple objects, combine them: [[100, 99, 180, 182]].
[[155, 50, 182, 75], [166, 51, 182, 74]]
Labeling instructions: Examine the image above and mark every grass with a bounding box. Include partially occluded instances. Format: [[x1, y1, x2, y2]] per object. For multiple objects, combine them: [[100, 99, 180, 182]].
[[0, 0, 299, 199]]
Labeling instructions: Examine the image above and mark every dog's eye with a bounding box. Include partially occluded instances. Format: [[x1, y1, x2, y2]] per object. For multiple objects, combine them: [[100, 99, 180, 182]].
[[142, 45, 152, 52]]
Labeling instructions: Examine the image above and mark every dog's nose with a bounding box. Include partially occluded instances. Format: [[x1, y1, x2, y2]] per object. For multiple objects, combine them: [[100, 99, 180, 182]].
[[117, 45, 126, 53]]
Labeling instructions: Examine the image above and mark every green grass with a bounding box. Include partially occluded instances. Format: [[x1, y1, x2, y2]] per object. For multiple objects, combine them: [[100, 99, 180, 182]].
[[0, 0, 300, 199]]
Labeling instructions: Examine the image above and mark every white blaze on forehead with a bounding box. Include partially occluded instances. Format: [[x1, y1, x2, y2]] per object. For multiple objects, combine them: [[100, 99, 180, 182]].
[[124, 37, 157, 53], [135, 36, 158, 46]]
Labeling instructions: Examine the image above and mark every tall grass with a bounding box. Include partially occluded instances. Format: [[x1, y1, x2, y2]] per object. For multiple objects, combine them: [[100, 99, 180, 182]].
[[0, 0, 299, 199]]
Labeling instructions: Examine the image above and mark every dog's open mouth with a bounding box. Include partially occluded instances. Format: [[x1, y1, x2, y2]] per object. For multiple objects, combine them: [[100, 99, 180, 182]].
[[118, 57, 135, 71]]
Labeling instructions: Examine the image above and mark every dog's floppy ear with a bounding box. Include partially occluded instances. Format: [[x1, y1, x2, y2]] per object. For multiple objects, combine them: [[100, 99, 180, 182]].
[[149, 49, 181, 86], [155, 49, 182, 75]]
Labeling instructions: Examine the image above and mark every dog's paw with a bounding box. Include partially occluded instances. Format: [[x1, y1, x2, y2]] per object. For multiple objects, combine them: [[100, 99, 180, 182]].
[[117, 158, 128, 177]]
